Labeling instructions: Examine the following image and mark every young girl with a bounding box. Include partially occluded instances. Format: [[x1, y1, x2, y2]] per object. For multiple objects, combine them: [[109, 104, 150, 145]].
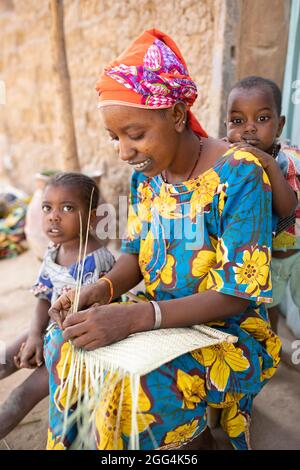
[[0, 172, 115, 440], [225, 76, 300, 333]]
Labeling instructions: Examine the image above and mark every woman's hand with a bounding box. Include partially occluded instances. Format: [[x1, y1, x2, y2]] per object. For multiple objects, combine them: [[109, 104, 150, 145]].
[[61, 302, 154, 351], [48, 282, 111, 329], [62, 303, 134, 350], [14, 334, 44, 369]]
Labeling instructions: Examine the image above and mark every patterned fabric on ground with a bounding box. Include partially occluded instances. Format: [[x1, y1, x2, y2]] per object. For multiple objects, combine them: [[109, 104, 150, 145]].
[[45, 148, 281, 450], [0, 189, 28, 259]]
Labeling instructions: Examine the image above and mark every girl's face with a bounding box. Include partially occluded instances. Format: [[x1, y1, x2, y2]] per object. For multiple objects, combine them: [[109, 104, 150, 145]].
[[42, 185, 88, 245], [101, 105, 181, 177], [226, 87, 285, 154]]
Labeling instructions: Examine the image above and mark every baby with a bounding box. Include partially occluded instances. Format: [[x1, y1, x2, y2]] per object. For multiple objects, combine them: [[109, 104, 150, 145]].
[[225, 76, 300, 333]]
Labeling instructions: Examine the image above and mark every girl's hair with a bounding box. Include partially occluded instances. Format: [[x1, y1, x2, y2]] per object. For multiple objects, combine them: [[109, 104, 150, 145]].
[[46, 172, 100, 211], [229, 76, 282, 115]]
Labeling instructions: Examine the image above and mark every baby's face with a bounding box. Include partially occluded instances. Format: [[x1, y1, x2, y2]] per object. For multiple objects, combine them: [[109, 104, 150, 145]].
[[225, 87, 285, 154]]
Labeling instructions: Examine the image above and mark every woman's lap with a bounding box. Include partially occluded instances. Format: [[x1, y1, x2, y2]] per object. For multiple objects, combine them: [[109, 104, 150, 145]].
[[44, 327, 259, 450]]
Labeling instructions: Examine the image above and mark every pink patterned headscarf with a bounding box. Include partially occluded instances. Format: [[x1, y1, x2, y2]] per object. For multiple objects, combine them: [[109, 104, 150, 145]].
[[96, 29, 207, 137]]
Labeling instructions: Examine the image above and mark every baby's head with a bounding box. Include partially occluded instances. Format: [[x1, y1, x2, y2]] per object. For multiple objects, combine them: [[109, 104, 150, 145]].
[[42, 172, 99, 245], [225, 76, 285, 154]]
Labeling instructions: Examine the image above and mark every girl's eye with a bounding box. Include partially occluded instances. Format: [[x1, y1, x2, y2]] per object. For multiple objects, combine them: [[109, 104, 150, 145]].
[[231, 118, 243, 125], [257, 116, 270, 122], [62, 205, 74, 212], [42, 204, 51, 213]]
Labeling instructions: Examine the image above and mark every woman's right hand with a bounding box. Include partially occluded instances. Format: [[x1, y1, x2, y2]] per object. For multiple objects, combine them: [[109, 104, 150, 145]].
[[48, 281, 111, 329]]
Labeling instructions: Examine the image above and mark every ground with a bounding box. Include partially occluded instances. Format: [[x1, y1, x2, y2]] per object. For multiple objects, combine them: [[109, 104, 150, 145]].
[[0, 250, 299, 450]]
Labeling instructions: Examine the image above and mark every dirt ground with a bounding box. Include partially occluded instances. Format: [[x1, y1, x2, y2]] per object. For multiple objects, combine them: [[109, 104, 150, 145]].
[[0, 249, 299, 450]]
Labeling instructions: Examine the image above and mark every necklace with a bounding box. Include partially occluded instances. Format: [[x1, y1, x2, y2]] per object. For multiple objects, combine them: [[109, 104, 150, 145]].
[[271, 142, 281, 159], [161, 137, 203, 184]]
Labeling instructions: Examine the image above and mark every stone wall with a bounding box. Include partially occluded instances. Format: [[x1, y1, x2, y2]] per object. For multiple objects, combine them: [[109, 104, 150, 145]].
[[0, 0, 291, 205]]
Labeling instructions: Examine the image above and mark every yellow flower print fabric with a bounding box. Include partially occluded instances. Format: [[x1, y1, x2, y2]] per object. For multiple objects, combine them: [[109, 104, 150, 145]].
[[121, 148, 280, 399], [94, 375, 156, 450], [122, 148, 274, 303], [192, 343, 250, 392]]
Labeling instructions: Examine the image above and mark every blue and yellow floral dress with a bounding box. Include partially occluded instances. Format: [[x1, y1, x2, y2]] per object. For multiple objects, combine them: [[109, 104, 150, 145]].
[[45, 149, 281, 450]]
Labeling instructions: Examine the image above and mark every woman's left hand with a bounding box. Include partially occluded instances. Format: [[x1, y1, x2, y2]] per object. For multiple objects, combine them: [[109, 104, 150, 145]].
[[62, 303, 136, 350]]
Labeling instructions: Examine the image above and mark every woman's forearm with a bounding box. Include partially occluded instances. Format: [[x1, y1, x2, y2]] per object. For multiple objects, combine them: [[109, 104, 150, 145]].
[[101, 252, 143, 299], [130, 290, 250, 334], [62, 289, 250, 349]]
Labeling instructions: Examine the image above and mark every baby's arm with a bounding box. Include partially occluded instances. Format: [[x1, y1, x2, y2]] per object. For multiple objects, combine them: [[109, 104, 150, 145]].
[[15, 299, 50, 369], [267, 165, 297, 218], [231, 143, 298, 218]]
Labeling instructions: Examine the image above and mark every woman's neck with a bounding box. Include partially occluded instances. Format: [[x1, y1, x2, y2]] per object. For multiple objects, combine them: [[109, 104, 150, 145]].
[[164, 134, 229, 184], [199, 137, 229, 173], [163, 130, 202, 184]]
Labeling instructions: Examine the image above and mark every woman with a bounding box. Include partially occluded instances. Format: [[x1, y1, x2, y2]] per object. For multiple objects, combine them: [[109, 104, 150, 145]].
[[45, 29, 281, 450]]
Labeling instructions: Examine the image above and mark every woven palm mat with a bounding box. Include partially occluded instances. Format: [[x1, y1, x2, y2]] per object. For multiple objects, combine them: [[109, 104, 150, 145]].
[[83, 324, 237, 376]]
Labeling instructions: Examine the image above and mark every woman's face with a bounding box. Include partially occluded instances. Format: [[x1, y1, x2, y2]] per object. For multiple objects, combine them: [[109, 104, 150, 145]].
[[101, 105, 181, 177]]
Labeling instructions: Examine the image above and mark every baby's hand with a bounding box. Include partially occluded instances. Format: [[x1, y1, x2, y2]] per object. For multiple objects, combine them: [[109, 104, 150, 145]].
[[14, 334, 44, 369], [229, 142, 276, 170]]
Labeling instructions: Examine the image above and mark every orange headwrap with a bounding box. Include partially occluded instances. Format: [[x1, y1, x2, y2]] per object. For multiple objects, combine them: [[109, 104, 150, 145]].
[[96, 29, 207, 137]]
